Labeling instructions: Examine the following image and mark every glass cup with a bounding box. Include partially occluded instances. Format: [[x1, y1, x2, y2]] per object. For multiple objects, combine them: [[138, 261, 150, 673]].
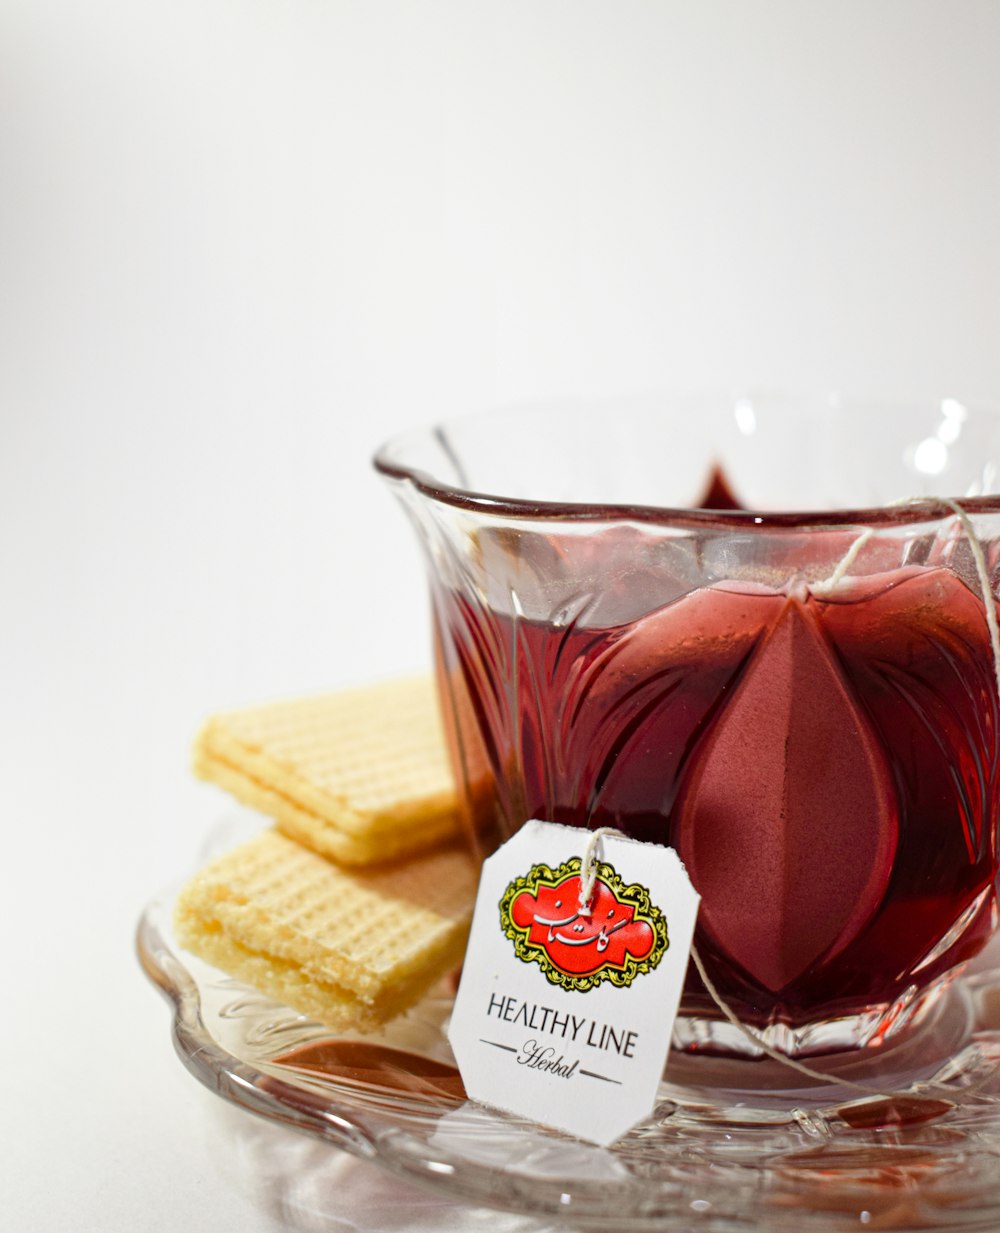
[[375, 393, 1000, 1057]]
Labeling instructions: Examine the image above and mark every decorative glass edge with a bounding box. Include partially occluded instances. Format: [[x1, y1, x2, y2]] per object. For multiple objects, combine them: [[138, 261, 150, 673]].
[[374, 396, 1000, 530]]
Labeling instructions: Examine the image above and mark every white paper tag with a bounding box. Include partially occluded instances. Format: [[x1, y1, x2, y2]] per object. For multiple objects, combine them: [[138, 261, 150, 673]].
[[447, 820, 700, 1146]]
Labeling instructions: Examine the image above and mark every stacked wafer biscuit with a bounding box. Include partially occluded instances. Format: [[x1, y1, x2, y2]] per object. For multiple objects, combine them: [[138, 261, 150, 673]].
[[192, 677, 462, 865], [175, 677, 478, 1031]]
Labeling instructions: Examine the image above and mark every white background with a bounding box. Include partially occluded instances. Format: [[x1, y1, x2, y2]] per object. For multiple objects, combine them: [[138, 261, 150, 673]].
[[2, 2, 999, 1230]]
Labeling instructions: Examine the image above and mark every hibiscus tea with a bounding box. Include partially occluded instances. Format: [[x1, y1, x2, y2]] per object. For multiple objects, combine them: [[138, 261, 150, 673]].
[[432, 562, 1000, 1049]]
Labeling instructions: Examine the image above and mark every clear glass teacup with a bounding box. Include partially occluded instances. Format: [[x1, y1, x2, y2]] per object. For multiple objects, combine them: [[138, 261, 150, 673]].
[[376, 393, 1000, 1057]]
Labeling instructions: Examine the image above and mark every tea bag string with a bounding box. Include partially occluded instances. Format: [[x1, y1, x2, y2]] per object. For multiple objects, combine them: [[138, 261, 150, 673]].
[[578, 827, 626, 916], [810, 527, 875, 595], [688, 944, 912, 1096], [687, 496, 1000, 1099], [940, 497, 1000, 702]]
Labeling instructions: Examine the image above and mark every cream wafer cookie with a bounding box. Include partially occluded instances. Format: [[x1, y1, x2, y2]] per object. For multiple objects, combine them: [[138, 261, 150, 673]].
[[174, 829, 477, 1031], [194, 677, 460, 865]]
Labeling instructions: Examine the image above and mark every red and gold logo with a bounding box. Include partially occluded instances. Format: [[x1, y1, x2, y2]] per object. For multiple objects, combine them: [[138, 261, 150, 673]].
[[499, 858, 668, 992]]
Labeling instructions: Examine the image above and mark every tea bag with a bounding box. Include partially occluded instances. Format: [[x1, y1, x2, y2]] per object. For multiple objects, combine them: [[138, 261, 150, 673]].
[[673, 585, 898, 993]]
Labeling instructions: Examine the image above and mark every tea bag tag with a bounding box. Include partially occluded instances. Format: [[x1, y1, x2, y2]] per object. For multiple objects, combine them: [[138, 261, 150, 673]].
[[448, 820, 699, 1146]]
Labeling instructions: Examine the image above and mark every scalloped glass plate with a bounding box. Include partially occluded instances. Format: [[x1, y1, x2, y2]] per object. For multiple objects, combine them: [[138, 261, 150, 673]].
[[139, 822, 1000, 1232]]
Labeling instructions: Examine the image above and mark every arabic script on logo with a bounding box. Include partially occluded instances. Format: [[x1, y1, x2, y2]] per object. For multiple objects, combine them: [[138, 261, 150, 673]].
[[499, 857, 668, 992]]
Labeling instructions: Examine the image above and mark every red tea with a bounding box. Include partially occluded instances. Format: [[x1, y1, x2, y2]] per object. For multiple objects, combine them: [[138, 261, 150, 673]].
[[433, 566, 1000, 1034]]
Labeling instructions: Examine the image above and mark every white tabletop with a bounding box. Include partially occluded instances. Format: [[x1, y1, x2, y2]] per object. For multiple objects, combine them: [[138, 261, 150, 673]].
[[4, 3, 1000, 1230]]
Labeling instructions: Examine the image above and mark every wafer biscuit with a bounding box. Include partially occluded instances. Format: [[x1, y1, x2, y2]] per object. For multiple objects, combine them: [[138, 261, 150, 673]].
[[194, 677, 460, 865], [174, 829, 477, 1030]]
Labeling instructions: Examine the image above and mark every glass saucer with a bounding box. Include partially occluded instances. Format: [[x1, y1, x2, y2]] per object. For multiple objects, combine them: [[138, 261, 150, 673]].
[[139, 831, 1000, 1232]]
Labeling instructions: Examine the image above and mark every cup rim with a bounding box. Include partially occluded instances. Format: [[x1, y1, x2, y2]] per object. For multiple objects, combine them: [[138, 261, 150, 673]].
[[374, 396, 1000, 529]]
